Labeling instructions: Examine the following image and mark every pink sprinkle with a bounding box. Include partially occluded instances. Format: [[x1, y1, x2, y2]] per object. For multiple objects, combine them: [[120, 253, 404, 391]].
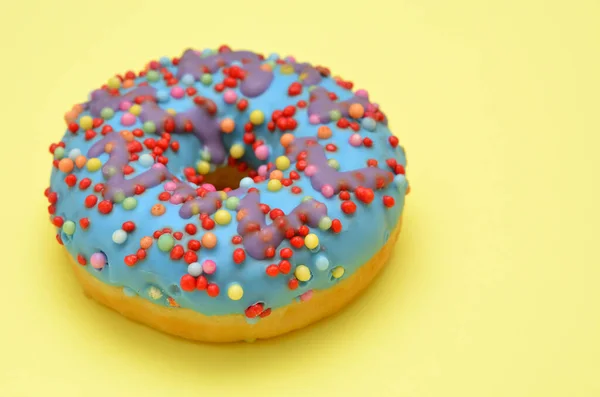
[[119, 101, 132, 111], [309, 114, 321, 124], [169, 194, 183, 204], [285, 56, 296, 63], [305, 165, 318, 177], [202, 260, 216, 274], [349, 134, 363, 147], [201, 183, 216, 192], [367, 103, 377, 112], [255, 145, 269, 160], [223, 90, 237, 104], [164, 181, 177, 191], [321, 184, 334, 198], [120, 113, 136, 126], [152, 163, 165, 170], [170, 86, 185, 99], [355, 89, 369, 98], [300, 290, 313, 302], [258, 165, 268, 177]]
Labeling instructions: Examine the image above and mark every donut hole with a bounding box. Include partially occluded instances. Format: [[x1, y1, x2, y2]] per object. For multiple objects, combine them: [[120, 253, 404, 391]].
[[199, 164, 253, 191]]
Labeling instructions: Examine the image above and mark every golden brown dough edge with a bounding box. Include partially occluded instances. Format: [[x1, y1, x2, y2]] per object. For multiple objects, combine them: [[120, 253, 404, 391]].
[[67, 218, 402, 343]]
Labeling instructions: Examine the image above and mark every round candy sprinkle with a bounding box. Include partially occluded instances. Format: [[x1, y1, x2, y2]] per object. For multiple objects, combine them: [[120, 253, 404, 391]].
[[315, 255, 330, 271], [304, 234, 319, 250], [280, 133, 294, 148], [267, 179, 282, 192], [318, 216, 332, 230], [201, 232, 217, 249], [121, 113, 136, 126], [220, 118, 235, 133], [100, 108, 114, 120], [156, 90, 169, 102], [157, 234, 175, 252], [107, 76, 121, 89], [146, 70, 160, 82], [239, 177, 254, 188], [138, 154, 154, 167], [197, 160, 210, 175], [112, 229, 127, 244], [317, 126, 332, 139], [309, 114, 320, 124], [255, 145, 269, 160], [122, 197, 137, 210], [349, 134, 363, 147], [200, 74, 213, 85], [119, 101, 131, 111], [249, 110, 265, 125], [79, 116, 93, 130], [361, 117, 377, 131], [349, 103, 365, 118], [329, 110, 342, 121], [181, 74, 195, 85], [58, 158, 74, 173], [151, 203, 166, 216], [62, 221, 75, 235], [142, 121, 156, 134], [227, 283, 244, 300], [129, 104, 142, 116], [86, 158, 102, 172], [75, 156, 87, 169], [295, 265, 312, 282], [304, 165, 317, 177], [90, 252, 107, 269], [187, 262, 203, 277], [214, 210, 232, 225], [321, 184, 334, 198], [170, 86, 185, 99], [229, 143, 245, 159], [394, 174, 407, 190], [53, 147, 65, 159], [202, 260, 217, 274], [140, 236, 153, 249], [275, 156, 290, 171], [223, 90, 237, 104], [327, 159, 340, 170], [225, 197, 240, 210], [332, 266, 345, 279], [159, 56, 171, 65]]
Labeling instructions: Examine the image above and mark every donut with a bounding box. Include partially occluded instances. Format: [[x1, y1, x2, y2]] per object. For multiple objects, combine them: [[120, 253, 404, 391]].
[[45, 46, 409, 342]]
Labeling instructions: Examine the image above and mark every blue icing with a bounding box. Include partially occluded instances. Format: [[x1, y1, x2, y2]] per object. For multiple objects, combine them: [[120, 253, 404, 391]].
[[49, 49, 408, 318]]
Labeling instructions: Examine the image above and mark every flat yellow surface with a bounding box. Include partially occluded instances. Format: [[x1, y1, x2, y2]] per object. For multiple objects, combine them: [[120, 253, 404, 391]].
[[1, 0, 599, 396]]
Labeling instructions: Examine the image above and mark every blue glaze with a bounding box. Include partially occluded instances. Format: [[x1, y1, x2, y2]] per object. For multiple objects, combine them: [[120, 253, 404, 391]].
[[48, 49, 408, 318]]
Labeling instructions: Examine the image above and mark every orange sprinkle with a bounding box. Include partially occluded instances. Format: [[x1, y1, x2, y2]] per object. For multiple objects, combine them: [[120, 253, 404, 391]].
[[75, 155, 87, 169], [201, 232, 217, 249], [270, 170, 283, 180], [348, 103, 365, 119], [58, 158, 74, 173], [151, 204, 166, 216], [220, 118, 235, 133], [140, 236, 153, 249], [280, 133, 294, 148], [317, 126, 332, 139]]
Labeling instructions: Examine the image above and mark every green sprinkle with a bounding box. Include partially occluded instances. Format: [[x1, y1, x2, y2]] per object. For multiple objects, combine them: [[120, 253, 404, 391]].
[[318, 216, 332, 230], [122, 197, 137, 210], [225, 197, 240, 210], [200, 74, 213, 85], [329, 110, 342, 121], [62, 221, 76, 235], [100, 107, 114, 120], [327, 159, 340, 170], [143, 121, 156, 134], [146, 70, 160, 82], [54, 147, 65, 160], [113, 191, 125, 203], [302, 196, 313, 203], [157, 234, 175, 252]]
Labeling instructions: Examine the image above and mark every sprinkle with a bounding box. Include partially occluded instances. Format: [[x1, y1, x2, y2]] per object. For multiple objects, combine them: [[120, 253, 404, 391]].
[[304, 165, 318, 177], [79, 116, 93, 130], [224, 197, 240, 210], [361, 117, 377, 131], [201, 232, 217, 249], [112, 229, 127, 244], [157, 234, 175, 252], [129, 104, 142, 116], [220, 118, 235, 133], [214, 209, 232, 225], [394, 174, 407, 190], [140, 236, 153, 249], [331, 266, 345, 279], [321, 184, 335, 198], [171, 86, 185, 99], [267, 179, 282, 192], [327, 158, 340, 170], [197, 161, 210, 175], [188, 262, 203, 276], [86, 158, 102, 172], [239, 177, 254, 188], [62, 221, 76, 235], [270, 170, 283, 180], [100, 108, 114, 120], [181, 74, 195, 85], [151, 203, 166, 216], [280, 64, 294, 74], [348, 103, 365, 118], [146, 70, 160, 82], [254, 145, 269, 160], [202, 259, 217, 274], [317, 126, 332, 139], [280, 133, 294, 148], [229, 143, 245, 159], [53, 147, 65, 159], [90, 252, 107, 269], [275, 156, 290, 171], [223, 90, 237, 104], [329, 110, 342, 121], [295, 265, 312, 282], [156, 90, 169, 102], [349, 134, 363, 147], [318, 216, 332, 230], [107, 76, 121, 89], [119, 101, 131, 111], [58, 158, 74, 173], [201, 74, 213, 85], [309, 114, 321, 124], [315, 255, 330, 271], [227, 283, 244, 300], [249, 110, 265, 125], [304, 234, 319, 250], [142, 121, 156, 134]]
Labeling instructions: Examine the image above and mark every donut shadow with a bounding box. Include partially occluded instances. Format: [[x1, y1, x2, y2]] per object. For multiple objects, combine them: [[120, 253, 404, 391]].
[[42, 203, 419, 377]]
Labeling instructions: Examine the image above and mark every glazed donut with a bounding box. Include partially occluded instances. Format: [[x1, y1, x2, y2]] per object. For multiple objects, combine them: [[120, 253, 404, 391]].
[[46, 46, 409, 342]]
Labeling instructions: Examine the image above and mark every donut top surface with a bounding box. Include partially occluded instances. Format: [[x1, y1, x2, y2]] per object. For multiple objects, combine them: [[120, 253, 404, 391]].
[[46, 46, 409, 319]]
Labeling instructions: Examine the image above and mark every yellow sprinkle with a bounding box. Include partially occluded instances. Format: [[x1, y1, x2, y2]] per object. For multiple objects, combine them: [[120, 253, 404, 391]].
[[304, 234, 319, 250], [332, 266, 345, 279], [129, 104, 142, 116], [229, 143, 245, 159], [167, 108, 177, 115], [79, 116, 93, 130], [227, 284, 244, 301], [280, 64, 294, 75], [107, 76, 121, 89], [86, 158, 102, 172], [249, 110, 265, 125], [197, 161, 210, 175], [214, 209, 232, 225], [219, 191, 228, 200], [275, 156, 290, 171], [295, 265, 312, 282], [267, 179, 282, 192], [299, 72, 308, 80]]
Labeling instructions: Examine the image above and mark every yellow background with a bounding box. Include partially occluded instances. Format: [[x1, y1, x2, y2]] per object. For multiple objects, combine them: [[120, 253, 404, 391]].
[[1, 0, 599, 396]]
